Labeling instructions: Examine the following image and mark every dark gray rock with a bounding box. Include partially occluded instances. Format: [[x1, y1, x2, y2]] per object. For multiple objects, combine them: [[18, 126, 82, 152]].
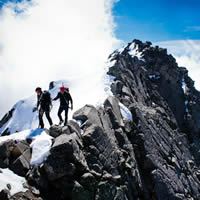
[[44, 133, 87, 181], [0, 108, 14, 130], [61, 125, 71, 135], [104, 96, 124, 128], [10, 141, 30, 159], [106, 39, 200, 199], [72, 181, 94, 200], [0, 140, 31, 176], [10, 190, 43, 200], [68, 120, 82, 137], [49, 125, 63, 138], [0, 141, 13, 168], [0, 189, 9, 200], [95, 181, 128, 200], [11, 148, 31, 176], [73, 104, 102, 128]]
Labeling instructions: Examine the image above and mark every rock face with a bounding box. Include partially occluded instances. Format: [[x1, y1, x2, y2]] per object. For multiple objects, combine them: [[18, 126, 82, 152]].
[[106, 39, 200, 199], [1, 39, 200, 200], [0, 140, 31, 176], [0, 108, 15, 136], [27, 102, 141, 200]]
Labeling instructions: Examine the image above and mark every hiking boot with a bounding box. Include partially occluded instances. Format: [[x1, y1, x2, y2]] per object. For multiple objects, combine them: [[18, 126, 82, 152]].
[[59, 120, 64, 125]]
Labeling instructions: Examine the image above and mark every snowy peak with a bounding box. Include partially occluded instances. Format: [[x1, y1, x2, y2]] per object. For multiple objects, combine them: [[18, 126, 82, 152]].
[[116, 39, 152, 59], [107, 39, 200, 135]]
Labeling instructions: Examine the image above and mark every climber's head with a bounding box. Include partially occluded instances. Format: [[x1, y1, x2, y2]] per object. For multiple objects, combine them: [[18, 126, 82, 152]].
[[60, 86, 65, 94], [35, 87, 42, 95]]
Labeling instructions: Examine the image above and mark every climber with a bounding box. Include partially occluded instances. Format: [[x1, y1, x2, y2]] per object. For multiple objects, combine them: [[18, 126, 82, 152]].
[[33, 87, 53, 128], [53, 86, 73, 126]]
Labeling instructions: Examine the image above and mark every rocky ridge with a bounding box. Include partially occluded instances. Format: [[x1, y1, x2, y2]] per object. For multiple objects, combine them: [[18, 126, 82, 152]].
[[1, 39, 200, 200]]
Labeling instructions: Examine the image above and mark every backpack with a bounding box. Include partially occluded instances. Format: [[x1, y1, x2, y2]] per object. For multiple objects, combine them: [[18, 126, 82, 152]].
[[40, 91, 51, 105]]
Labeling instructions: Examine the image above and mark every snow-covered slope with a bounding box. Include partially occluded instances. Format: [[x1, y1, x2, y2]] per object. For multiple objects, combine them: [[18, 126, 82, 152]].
[[0, 80, 66, 134], [0, 168, 27, 195]]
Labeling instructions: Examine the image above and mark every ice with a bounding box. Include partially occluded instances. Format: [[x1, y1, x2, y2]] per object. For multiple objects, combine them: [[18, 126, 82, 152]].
[[30, 131, 53, 166], [119, 102, 133, 121]]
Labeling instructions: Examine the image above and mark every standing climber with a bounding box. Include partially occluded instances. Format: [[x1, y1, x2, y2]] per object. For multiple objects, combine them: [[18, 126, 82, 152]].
[[53, 86, 73, 126], [33, 87, 53, 128]]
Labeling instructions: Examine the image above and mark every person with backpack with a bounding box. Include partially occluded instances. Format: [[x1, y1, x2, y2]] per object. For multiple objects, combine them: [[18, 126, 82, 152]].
[[33, 87, 53, 128], [53, 86, 73, 126]]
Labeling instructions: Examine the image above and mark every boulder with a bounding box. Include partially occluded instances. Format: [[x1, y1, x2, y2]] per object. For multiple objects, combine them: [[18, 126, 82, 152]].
[[44, 134, 87, 181], [10, 141, 30, 159], [11, 148, 31, 177], [104, 96, 124, 128], [0, 189, 9, 200], [49, 125, 63, 138], [73, 105, 102, 128]]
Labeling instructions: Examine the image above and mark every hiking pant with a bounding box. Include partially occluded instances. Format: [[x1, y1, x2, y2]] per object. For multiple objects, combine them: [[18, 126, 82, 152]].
[[39, 107, 53, 128], [58, 105, 69, 125]]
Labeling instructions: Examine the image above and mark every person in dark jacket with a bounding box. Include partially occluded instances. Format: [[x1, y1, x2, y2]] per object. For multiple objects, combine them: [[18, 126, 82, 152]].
[[34, 87, 53, 128], [53, 86, 73, 125]]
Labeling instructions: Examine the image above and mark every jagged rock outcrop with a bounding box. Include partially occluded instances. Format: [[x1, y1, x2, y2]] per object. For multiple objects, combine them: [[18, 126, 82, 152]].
[[0, 140, 31, 176], [0, 108, 15, 136], [26, 100, 142, 200], [107, 39, 200, 199], [1, 39, 200, 200]]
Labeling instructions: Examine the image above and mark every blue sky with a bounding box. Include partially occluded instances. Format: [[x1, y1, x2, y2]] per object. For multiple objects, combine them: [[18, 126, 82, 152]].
[[1, 0, 200, 43], [113, 0, 200, 42]]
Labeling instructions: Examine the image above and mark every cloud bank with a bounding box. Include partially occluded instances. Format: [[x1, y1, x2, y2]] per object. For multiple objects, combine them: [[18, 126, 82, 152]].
[[0, 0, 120, 118], [158, 40, 200, 90]]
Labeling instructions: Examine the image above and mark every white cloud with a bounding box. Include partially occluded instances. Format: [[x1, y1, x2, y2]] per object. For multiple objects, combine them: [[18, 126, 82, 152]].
[[157, 40, 200, 90], [0, 0, 120, 118]]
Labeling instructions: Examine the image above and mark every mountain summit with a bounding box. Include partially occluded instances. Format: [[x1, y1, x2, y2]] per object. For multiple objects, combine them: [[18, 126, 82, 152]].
[[0, 39, 200, 200]]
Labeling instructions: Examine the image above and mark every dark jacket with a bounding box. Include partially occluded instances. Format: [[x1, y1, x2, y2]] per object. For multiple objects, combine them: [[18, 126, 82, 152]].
[[37, 91, 52, 110], [53, 91, 73, 107]]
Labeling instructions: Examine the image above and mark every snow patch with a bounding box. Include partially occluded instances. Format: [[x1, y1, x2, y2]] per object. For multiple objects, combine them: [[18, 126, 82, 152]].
[[0, 128, 53, 166], [149, 74, 160, 80], [119, 102, 133, 121], [0, 168, 27, 195], [185, 100, 189, 113], [106, 59, 116, 68], [128, 43, 143, 60], [181, 78, 187, 94], [30, 131, 52, 166], [104, 60, 116, 97], [181, 78, 189, 113], [0, 95, 39, 135], [0, 129, 31, 145], [117, 45, 126, 53]]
